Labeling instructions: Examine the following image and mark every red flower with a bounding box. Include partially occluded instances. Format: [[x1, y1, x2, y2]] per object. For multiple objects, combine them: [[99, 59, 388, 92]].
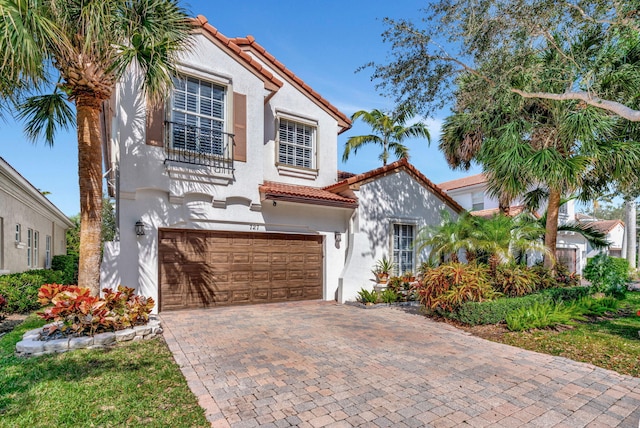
[[637, 310, 640, 317]]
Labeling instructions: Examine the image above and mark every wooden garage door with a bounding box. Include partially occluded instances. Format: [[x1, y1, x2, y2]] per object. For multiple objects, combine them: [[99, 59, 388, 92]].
[[158, 229, 323, 311]]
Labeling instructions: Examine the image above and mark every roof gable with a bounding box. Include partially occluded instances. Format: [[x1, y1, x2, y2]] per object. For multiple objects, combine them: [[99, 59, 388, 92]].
[[230, 36, 351, 133], [325, 158, 463, 213]]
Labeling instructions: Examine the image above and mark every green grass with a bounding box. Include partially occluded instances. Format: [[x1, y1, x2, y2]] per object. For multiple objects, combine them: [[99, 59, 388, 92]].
[[501, 291, 640, 377], [0, 315, 209, 427]]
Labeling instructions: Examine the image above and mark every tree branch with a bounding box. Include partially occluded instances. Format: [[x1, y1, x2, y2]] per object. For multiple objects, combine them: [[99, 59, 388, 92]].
[[511, 89, 640, 121]]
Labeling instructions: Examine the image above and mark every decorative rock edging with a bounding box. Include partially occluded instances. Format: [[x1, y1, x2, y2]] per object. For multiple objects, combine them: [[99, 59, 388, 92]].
[[346, 300, 420, 310], [15, 316, 163, 357]]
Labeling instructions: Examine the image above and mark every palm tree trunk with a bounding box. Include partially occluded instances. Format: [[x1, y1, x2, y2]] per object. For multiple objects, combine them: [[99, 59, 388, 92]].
[[543, 188, 561, 270], [625, 198, 637, 269], [76, 95, 104, 295]]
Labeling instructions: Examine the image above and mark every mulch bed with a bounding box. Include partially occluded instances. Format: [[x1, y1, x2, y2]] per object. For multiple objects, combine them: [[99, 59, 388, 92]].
[[0, 314, 29, 338]]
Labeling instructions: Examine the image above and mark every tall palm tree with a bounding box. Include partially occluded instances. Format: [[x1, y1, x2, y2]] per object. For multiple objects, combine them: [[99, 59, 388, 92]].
[[0, 0, 191, 295], [343, 105, 430, 166]]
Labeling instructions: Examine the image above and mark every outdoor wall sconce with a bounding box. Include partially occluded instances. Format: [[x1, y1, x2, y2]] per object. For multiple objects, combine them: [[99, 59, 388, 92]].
[[334, 231, 342, 245], [135, 220, 145, 236]]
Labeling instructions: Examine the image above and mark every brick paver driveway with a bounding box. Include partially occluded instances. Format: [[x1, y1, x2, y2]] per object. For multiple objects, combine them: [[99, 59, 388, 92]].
[[161, 301, 640, 427]]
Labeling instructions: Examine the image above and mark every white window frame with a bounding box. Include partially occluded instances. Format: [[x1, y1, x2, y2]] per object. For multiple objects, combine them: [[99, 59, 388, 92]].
[[45, 235, 52, 269], [169, 74, 228, 157], [276, 116, 317, 170], [27, 228, 33, 266], [392, 223, 415, 276], [33, 231, 39, 268], [15, 223, 21, 243], [472, 191, 484, 211]]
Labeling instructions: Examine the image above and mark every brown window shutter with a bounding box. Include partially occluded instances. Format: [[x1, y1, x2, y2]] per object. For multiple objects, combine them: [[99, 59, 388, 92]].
[[146, 100, 165, 147], [233, 92, 247, 162]]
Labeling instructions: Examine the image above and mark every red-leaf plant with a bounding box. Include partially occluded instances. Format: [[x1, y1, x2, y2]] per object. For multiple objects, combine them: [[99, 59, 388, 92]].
[[0, 293, 7, 321], [38, 284, 154, 337]]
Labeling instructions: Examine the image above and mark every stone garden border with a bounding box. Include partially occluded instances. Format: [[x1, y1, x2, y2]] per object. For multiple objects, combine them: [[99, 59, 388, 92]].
[[15, 315, 163, 357]]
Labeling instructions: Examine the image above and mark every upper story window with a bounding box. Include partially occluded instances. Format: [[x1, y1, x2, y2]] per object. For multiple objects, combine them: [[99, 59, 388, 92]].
[[169, 75, 226, 156], [472, 191, 484, 211], [277, 118, 316, 169], [15, 224, 21, 243]]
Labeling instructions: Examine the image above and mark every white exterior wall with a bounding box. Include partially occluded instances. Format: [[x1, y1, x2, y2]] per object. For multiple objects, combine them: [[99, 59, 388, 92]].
[[102, 32, 351, 309], [0, 160, 71, 274], [338, 171, 458, 303]]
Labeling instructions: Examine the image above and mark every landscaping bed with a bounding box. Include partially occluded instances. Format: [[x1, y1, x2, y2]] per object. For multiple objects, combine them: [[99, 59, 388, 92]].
[[443, 291, 640, 377]]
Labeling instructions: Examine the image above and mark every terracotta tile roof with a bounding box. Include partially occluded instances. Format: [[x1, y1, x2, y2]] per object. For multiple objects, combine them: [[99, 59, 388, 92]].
[[230, 36, 351, 134], [470, 205, 528, 218], [337, 170, 356, 180], [579, 219, 624, 234], [324, 158, 463, 213], [193, 16, 283, 92], [260, 181, 358, 209], [438, 173, 487, 191]]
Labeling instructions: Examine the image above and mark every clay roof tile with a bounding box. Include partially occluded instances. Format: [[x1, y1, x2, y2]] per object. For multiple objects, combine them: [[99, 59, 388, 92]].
[[259, 181, 358, 209]]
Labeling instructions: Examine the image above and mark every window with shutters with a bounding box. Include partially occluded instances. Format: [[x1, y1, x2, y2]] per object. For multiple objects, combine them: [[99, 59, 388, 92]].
[[169, 75, 225, 154], [277, 118, 316, 169]]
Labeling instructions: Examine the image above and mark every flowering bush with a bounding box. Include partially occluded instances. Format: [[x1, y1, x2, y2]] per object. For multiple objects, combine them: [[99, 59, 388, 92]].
[[0, 293, 7, 321], [38, 284, 155, 336]]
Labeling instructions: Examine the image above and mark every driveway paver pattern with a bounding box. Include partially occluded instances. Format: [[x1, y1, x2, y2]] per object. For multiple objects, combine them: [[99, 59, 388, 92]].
[[161, 301, 640, 427]]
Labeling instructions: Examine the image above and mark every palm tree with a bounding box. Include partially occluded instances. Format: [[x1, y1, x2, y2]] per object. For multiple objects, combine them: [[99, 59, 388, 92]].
[[416, 210, 473, 263], [343, 105, 430, 166], [0, 0, 191, 295]]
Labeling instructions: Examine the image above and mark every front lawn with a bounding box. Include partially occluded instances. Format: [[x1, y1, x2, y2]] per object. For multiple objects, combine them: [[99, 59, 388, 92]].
[[468, 291, 640, 377], [0, 315, 208, 427]]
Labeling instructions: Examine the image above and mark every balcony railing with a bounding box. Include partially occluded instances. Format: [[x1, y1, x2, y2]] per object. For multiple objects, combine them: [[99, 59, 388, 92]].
[[164, 121, 234, 174]]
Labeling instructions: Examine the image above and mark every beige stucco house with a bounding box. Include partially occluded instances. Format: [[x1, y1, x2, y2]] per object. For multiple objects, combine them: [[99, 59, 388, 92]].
[[0, 157, 73, 274]]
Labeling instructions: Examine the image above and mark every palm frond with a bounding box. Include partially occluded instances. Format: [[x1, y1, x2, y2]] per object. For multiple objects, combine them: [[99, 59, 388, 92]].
[[16, 92, 74, 145]]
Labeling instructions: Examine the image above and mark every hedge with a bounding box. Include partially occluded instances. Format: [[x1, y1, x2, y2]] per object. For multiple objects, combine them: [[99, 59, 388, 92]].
[[0, 270, 64, 313], [51, 254, 79, 285]]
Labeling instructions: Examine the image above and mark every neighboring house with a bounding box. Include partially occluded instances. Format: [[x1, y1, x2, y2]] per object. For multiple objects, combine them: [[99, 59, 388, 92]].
[[576, 214, 625, 258], [438, 173, 601, 274], [100, 16, 459, 311], [0, 157, 73, 274]]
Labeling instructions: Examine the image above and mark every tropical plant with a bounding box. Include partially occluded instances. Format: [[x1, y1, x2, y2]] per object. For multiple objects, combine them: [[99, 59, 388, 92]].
[[506, 301, 586, 332], [380, 288, 399, 304], [492, 264, 539, 297], [0, 294, 6, 321], [38, 284, 155, 336], [357, 288, 379, 304], [342, 105, 430, 166], [0, 1, 192, 295], [416, 262, 498, 312], [375, 256, 396, 276], [0, 269, 65, 313], [416, 210, 473, 263], [583, 254, 630, 295]]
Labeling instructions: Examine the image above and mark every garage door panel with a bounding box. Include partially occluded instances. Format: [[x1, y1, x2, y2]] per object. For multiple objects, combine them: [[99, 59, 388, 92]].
[[159, 229, 324, 311]]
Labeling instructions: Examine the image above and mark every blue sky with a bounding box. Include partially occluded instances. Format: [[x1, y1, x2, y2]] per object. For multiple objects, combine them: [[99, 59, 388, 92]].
[[0, 0, 480, 217]]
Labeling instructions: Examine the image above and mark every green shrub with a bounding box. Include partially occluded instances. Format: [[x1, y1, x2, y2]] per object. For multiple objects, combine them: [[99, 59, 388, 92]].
[[0, 270, 64, 313], [529, 265, 557, 289], [540, 286, 592, 302], [451, 293, 549, 325], [492, 264, 539, 296], [574, 296, 619, 316], [416, 262, 498, 312], [357, 288, 379, 304], [380, 288, 399, 304], [554, 263, 581, 287], [583, 254, 629, 295], [51, 254, 79, 285], [506, 301, 586, 331]]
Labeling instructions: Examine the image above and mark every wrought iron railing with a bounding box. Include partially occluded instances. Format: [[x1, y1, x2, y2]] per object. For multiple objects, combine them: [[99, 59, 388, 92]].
[[164, 121, 234, 174]]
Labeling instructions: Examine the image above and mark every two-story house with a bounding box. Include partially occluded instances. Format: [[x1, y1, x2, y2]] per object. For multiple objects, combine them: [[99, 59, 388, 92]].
[[100, 16, 461, 311], [438, 173, 602, 274]]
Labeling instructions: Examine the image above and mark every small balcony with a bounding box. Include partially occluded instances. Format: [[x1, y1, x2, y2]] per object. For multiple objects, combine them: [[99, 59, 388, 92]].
[[164, 121, 234, 175]]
